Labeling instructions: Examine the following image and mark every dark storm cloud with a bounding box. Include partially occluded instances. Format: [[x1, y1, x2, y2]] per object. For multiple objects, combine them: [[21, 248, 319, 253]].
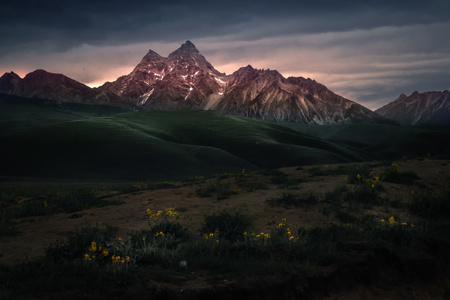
[[1, 0, 449, 109], [2, 0, 448, 51]]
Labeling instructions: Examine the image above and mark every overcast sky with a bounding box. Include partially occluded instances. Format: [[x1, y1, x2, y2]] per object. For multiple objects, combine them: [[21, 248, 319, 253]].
[[1, 0, 449, 110]]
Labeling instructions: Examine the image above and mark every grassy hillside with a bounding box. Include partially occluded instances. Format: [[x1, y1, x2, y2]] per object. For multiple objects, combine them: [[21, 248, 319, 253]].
[[0, 94, 128, 137], [283, 122, 450, 160], [1, 110, 361, 180]]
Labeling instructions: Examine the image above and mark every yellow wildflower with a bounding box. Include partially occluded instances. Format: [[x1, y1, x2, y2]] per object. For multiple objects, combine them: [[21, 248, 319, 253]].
[[88, 241, 97, 252]]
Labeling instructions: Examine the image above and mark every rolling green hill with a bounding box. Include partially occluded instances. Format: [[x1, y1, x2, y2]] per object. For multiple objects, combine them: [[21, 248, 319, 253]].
[[1, 110, 362, 180], [283, 122, 450, 160], [0, 94, 128, 137], [2, 98, 449, 181]]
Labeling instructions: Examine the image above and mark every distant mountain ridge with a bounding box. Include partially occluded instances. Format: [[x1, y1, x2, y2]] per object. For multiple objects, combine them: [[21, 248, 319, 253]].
[[1, 41, 387, 124], [375, 90, 450, 126]]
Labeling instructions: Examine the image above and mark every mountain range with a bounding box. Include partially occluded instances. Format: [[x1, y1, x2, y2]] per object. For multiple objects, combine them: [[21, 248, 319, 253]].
[[375, 90, 450, 126], [0, 41, 449, 125]]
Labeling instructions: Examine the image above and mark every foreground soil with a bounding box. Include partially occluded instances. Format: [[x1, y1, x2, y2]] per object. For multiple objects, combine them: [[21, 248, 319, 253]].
[[1, 158, 450, 299]]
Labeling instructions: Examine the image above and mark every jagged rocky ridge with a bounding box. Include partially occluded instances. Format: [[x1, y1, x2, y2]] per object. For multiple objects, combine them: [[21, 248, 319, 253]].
[[375, 90, 450, 126], [1, 41, 387, 124]]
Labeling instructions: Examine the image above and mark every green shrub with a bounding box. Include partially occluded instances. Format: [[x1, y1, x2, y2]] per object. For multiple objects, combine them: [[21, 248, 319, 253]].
[[409, 190, 450, 218], [195, 181, 218, 197], [382, 162, 400, 182], [344, 184, 381, 208], [369, 221, 415, 251], [45, 222, 119, 263], [12, 198, 53, 217], [347, 163, 372, 184], [201, 211, 253, 242], [324, 185, 348, 207]]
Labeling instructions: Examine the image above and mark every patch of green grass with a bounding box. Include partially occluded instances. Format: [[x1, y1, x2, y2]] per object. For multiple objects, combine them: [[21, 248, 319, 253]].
[[0, 209, 16, 237], [408, 190, 450, 218]]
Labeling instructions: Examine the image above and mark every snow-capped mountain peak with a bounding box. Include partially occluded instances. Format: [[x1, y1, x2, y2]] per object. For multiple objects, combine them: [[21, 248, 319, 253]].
[[1, 41, 389, 124]]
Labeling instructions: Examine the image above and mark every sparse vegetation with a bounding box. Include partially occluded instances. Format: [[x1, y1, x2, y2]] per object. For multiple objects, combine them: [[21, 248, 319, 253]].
[[267, 189, 318, 208], [1, 159, 450, 299]]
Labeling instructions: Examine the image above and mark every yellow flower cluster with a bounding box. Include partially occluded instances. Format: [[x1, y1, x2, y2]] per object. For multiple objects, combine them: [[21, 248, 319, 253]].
[[84, 241, 109, 261], [193, 175, 205, 180], [90, 189, 99, 196], [88, 241, 99, 252], [256, 232, 271, 239], [356, 174, 380, 188], [84, 253, 95, 261], [155, 231, 165, 237], [204, 230, 220, 244], [133, 182, 148, 190], [146, 207, 178, 222], [230, 188, 242, 194], [277, 218, 296, 241], [211, 172, 236, 178], [380, 216, 414, 227], [111, 255, 131, 264], [390, 162, 399, 174]]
